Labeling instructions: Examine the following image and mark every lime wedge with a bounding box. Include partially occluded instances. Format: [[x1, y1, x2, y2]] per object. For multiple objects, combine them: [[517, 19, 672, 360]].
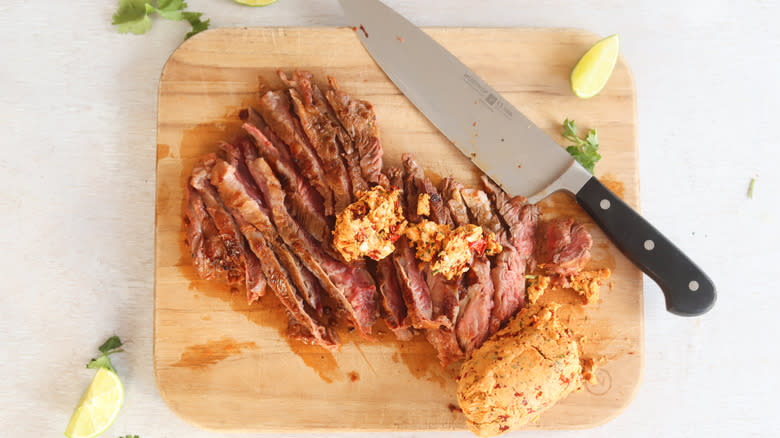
[[570, 34, 620, 99], [65, 368, 124, 438], [233, 0, 279, 6]]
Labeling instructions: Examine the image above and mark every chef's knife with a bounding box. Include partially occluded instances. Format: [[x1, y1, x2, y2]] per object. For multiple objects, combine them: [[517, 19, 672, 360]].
[[338, 0, 716, 316]]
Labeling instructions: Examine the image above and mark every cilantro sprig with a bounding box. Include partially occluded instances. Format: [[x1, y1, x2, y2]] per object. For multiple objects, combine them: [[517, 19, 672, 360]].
[[562, 118, 601, 174], [86, 336, 124, 374], [112, 0, 210, 40]]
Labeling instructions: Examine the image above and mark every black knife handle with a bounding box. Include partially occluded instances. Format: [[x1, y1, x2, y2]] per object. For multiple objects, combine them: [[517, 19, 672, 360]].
[[575, 176, 716, 316]]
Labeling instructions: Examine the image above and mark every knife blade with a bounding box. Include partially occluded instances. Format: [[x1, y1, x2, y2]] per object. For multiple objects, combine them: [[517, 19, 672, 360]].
[[338, 0, 716, 316]]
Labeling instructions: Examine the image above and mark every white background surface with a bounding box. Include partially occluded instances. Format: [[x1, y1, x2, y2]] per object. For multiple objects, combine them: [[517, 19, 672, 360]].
[[0, 1, 777, 437]]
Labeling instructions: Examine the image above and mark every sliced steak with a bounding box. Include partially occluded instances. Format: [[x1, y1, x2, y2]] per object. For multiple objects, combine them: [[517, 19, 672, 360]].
[[219, 140, 265, 204], [425, 328, 464, 367], [461, 189, 502, 235], [191, 154, 265, 302], [455, 257, 495, 356], [287, 85, 353, 212], [487, 244, 525, 335], [402, 156, 462, 364], [283, 71, 369, 197], [480, 176, 539, 334], [257, 90, 335, 215], [377, 167, 413, 340], [460, 184, 525, 335], [536, 218, 592, 276], [392, 236, 447, 330], [242, 121, 330, 243], [411, 164, 458, 325], [247, 157, 378, 337], [274, 246, 323, 315], [481, 176, 539, 260], [376, 257, 413, 341], [424, 265, 464, 366], [211, 160, 338, 349], [439, 177, 471, 309], [391, 162, 452, 331], [402, 154, 452, 225], [425, 267, 459, 323], [439, 177, 470, 226], [190, 159, 244, 285], [386, 166, 404, 191], [184, 185, 226, 281], [325, 76, 387, 187]]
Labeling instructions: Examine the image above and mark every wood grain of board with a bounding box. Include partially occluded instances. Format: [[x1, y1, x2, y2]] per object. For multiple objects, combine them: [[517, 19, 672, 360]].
[[154, 27, 642, 432]]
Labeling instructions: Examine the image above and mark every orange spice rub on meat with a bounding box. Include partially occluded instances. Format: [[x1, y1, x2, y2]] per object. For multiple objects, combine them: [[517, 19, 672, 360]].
[[526, 268, 611, 305], [333, 185, 406, 262], [405, 221, 502, 280]]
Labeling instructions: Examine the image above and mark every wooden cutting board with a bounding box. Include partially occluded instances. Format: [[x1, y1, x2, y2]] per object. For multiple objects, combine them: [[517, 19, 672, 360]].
[[154, 27, 642, 432]]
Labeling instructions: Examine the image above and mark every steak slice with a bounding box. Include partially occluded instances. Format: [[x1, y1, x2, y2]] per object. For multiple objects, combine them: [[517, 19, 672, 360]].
[[184, 185, 226, 281], [456, 257, 495, 356], [461, 189, 502, 235], [257, 90, 335, 215], [425, 328, 463, 367], [325, 76, 387, 187], [287, 85, 353, 212], [402, 154, 452, 226], [274, 244, 323, 315], [247, 157, 378, 337], [439, 177, 470, 226], [481, 176, 539, 260], [211, 160, 338, 349], [392, 236, 447, 330], [386, 166, 404, 190], [424, 265, 464, 366], [242, 122, 330, 244], [191, 154, 265, 302], [376, 257, 413, 341], [536, 218, 592, 276], [487, 243, 525, 335]]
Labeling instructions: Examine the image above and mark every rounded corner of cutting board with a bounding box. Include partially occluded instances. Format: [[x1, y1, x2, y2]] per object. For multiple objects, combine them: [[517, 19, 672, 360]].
[[152, 365, 204, 432], [586, 359, 645, 430]]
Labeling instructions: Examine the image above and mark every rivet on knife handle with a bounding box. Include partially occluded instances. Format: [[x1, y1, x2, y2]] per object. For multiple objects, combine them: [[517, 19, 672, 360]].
[[575, 176, 716, 316]]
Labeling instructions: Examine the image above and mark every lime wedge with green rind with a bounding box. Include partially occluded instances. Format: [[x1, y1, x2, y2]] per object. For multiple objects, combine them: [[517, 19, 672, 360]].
[[65, 368, 124, 438], [570, 34, 620, 99]]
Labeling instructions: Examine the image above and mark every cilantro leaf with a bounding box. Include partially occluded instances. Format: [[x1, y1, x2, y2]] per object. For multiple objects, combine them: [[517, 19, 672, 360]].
[[149, 0, 188, 21], [86, 335, 124, 374], [99, 335, 123, 354], [112, 0, 209, 40], [562, 118, 601, 174], [119, 435, 140, 438], [112, 0, 153, 35], [182, 11, 210, 39]]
